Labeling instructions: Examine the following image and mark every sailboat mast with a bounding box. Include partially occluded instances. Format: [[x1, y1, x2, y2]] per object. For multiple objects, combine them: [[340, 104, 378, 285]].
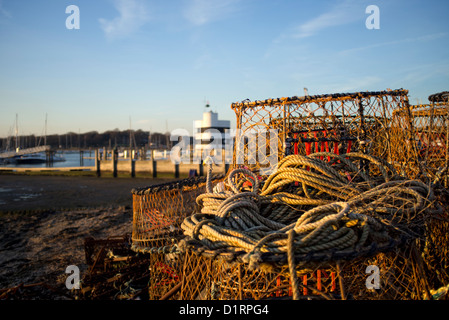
[[129, 116, 132, 149], [45, 113, 48, 145], [15, 113, 18, 150]]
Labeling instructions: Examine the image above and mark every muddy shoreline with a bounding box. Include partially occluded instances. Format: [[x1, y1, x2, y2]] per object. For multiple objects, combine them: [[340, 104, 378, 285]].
[[0, 174, 173, 213], [0, 174, 174, 299]]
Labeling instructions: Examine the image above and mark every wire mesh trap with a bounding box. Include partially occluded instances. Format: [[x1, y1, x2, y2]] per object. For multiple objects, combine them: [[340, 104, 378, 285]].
[[131, 175, 224, 252], [230, 89, 414, 176], [178, 151, 446, 300], [178, 245, 438, 300], [393, 102, 449, 185], [122, 89, 449, 301], [130, 175, 224, 299]]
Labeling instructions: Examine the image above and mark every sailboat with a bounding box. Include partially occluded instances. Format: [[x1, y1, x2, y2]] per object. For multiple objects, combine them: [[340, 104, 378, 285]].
[[5, 114, 66, 165], [14, 153, 47, 164], [14, 152, 66, 164]]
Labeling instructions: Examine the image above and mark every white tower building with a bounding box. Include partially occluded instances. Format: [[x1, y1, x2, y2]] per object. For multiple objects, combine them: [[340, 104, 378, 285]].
[[194, 110, 231, 158]]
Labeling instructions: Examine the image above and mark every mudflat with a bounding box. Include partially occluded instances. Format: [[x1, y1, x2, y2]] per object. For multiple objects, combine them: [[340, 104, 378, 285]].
[[0, 174, 172, 213], [0, 174, 175, 299]]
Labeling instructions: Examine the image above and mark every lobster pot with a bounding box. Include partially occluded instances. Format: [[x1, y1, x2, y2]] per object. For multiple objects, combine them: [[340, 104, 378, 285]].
[[392, 99, 449, 283], [421, 208, 449, 291], [178, 251, 214, 300], [132, 175, 223, 251], [394, 102, 449, 184], [177, 150, 447, 300], [146, 251, 182, 300], [230, 90, 413, 175], [179, 255, 340, 300], [178, 244, 434, 300], [131, 175, 223, 300]]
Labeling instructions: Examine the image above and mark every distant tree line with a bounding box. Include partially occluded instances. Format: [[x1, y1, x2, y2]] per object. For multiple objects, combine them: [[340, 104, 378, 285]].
[[1, 129, 173, 150]]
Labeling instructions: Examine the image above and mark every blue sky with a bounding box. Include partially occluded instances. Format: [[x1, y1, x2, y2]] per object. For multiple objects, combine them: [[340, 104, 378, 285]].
[[0, 0, 448, 138]]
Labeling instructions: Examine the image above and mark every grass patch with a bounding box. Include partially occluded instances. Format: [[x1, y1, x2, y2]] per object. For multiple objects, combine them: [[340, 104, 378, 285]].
[[0, 170, 96, 177], [0, 170, 192, 179]]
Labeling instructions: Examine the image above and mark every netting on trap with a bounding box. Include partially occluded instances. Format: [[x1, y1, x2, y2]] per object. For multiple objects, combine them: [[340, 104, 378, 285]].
[[178, 243, 437, 300], [230, 89, 415, 176], [420, 197, 449, 291], [131, 175, 223, 299], [178, 249, 341, 300], [393, 102, 449, 185], [131, 175, 224, 251], [178, 150, 446, 300], [125, 89, 448, 301], [391, 97, 449, 289]]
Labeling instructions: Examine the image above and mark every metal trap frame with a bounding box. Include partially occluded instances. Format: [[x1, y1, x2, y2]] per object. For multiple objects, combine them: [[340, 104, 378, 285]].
[[176, 89, 448, 301], [124, 89, 448, 301], [230, 89, 414, 175], [178, 242, 436, 300], [131, 175, 223, 299], [393, 102, 449, 185]]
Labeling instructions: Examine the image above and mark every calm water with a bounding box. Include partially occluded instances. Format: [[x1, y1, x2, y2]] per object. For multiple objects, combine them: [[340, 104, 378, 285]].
[[1, 150, 96, 168]]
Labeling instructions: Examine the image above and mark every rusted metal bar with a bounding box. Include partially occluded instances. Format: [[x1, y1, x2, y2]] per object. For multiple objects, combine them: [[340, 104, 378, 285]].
[[159, 282, 182, 300], [337, 262, 346, 300]]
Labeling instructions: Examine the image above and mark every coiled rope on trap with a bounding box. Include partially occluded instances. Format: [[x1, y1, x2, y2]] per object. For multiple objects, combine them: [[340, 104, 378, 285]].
[[180, 153, 441, 274]]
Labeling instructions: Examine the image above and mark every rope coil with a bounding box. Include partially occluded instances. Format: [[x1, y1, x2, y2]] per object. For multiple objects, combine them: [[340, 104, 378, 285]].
[[180, 153, 441, 272]]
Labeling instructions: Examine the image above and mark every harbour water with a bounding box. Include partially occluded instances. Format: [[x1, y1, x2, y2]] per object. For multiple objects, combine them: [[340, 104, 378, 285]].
[[1, 150, 96, 169]]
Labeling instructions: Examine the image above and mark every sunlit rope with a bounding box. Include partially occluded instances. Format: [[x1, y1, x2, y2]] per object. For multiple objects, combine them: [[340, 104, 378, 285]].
[[180, 153, 440, 287]]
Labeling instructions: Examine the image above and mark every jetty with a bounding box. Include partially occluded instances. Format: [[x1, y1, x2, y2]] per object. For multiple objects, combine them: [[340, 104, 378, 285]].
[[0, 145, 51, 159]]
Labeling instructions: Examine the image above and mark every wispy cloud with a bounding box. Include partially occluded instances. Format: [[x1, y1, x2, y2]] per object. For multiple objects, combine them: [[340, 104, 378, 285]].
[[184, 0, 241, 26], [326, 76, 382, 93], [393, 61, 449, 88], [277, 0, 361, 41], [339, 32, 448, 55], [0, 0, 11, 23], [99, 0, 151, 40]]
